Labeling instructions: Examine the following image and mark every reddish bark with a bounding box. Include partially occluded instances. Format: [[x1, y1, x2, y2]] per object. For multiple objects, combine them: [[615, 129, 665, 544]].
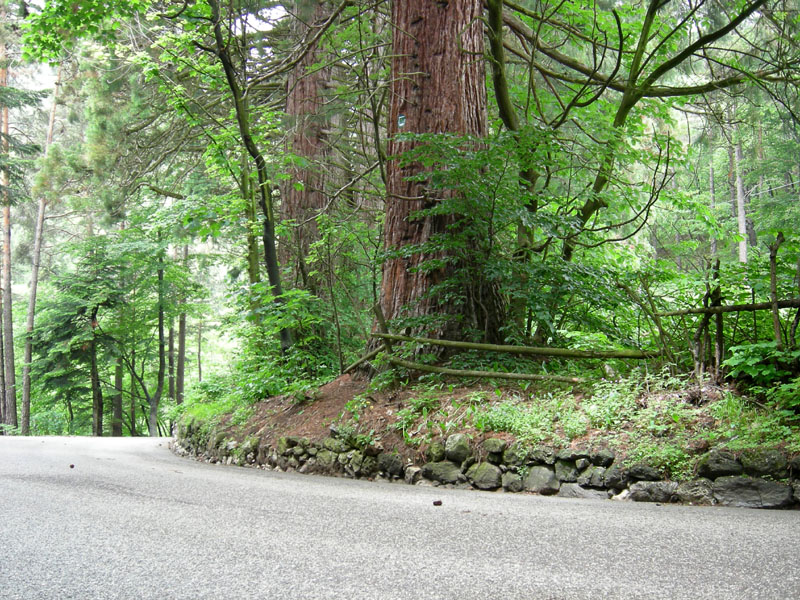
[[281, 2, 331, 286], [379, 0, 488, 338]]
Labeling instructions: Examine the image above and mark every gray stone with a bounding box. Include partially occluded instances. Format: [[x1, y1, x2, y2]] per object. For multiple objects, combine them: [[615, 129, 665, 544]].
[[523, 466, 561, 495], [377, 452, 404, 478], [483, 438, 507, 454], [676, 479, 714, 505], [628, 463, 662, 481], [461, 456, 476, 473], [790, 455, 800, 475], [529, 447, 556, 465], [740, 450, 788, 479], [628, 481, 678, 503], [555, 460, 579, 483], [427, 441, 446, 463], [276, 437, 293, 454], [793, 481, 800, 504], [466, 462, 503, 490], [557, 483, 607, 500], [292, 446, 306, 458], [590, 449, 615, 467], [698, 449, 742, 479], [348, 451, 365, 475], [576, 458, 591, 471], [445, 434, 472, 465], [360, 456, 378, 477], [421, 461, 462, 485], [315, 449, 337, 470], [577, 466, 606, 489], [502, 442, 529, 467], [502, 472, 524, 493], [604, 465, 629, 490], [404, 466, 422, 485], [487, 452, 503, 466], [557, 448, 590, 462], [323, 437, 350, 454], [713, 476, 793, 509]]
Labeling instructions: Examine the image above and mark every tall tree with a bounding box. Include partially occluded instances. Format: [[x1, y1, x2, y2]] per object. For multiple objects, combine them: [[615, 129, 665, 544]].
[[378, 0, 489, 340], [281, 0, 332, 289], [21, 65, 61, 435]]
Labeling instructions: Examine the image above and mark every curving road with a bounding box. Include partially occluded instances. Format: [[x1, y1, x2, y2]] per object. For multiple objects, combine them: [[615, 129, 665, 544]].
[[1, 436, 798, 599]]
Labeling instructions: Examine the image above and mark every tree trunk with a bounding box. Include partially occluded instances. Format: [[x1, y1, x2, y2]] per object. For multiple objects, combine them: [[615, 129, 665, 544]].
[[148, 248, 167, 437], [21, 65, 61, 435], [208, 0, 292, 351], [168, 323, 175, 401], [112, 356, 123, 436], [176, 246, 187, 405], [281, 1, 331, 288], [89, 306, 103, 436], [709, 127, 717, 258], [379, 0, 489, 340], [1, 47, 16, 429], [0, 36, 6, 430], [129, 347, 136, 436], [197, 320, 202, 383], [735, 137, 747, 263], [241, 155, 261, 311]]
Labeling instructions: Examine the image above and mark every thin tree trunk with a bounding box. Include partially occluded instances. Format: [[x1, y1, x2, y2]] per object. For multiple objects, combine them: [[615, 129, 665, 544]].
[[208, 0, 292, 350], [735, 136, 747, 263], [89, 306, 103, 436], [197, 320, 202, 383], [176, 246, 187, 405], [112, 356, 123, 436], [129, 347, 136, 436], [21, 65, 62, 435], [168, 323, 175, 401], [709, 127, 717, 258], [0, 44, 15, 429], [148, 246, 167, 437]]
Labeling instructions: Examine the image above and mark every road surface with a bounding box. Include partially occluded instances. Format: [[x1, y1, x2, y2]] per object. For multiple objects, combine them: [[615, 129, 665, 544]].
[[1, 436, 798, 599]]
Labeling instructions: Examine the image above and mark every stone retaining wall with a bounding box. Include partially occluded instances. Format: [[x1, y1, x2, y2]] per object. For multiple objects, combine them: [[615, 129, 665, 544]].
[[172, 418, 800, 510]]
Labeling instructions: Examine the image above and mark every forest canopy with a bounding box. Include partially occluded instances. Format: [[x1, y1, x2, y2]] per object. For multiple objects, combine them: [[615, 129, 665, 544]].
[[1, 0, 800, 437]]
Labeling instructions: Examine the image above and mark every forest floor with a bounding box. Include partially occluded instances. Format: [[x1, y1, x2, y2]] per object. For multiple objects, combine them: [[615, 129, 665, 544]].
[[196, 370, 800, 479]]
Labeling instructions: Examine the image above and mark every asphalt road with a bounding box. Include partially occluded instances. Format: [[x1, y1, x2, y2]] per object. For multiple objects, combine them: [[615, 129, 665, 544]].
[[1, 436, 798, 600]]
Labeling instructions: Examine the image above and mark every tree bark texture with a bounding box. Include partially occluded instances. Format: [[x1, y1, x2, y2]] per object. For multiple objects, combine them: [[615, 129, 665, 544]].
[[281, 1, 331, 286], [2, 101, 16, 430], [0, 28, 9, 430], [379, 0, 488, 339], [735, 138, 747, 264], [149, 252, 167, 436], [176, 246, 187, 404]]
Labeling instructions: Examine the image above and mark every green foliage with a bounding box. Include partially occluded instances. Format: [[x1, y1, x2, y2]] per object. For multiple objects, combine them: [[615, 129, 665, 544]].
[[723, 343, 799, 386]]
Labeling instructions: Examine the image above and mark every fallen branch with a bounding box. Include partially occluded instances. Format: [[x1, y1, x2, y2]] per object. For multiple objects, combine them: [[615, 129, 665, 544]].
[[343, 344, 386, 374], [385, 356, 587, 384], [371, 333, 659, 359], [659, 298, 800, 317]]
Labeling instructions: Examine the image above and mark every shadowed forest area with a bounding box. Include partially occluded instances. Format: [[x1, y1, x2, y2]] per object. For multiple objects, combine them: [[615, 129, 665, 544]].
[[1, 0, 799, 470]]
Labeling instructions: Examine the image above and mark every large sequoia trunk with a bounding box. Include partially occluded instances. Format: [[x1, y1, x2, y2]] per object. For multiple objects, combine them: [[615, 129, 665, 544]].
[[281, 1, 331, 289], [379, 0, 498, 341]]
